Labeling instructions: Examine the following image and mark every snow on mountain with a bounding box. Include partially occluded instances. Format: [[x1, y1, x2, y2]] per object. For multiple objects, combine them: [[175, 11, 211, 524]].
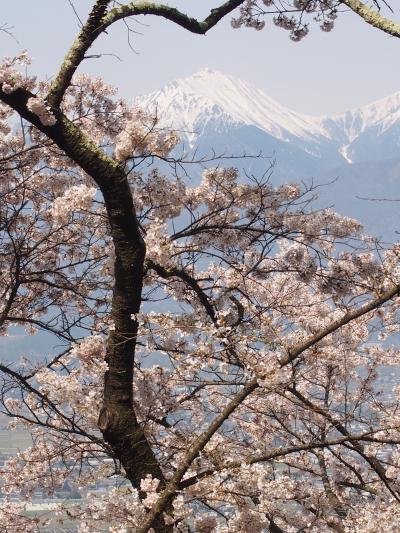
[[322, 92, 400, 164], [134, 69, 400, 240], [135, 69, 400, 165], [325, 91, 400, 142], [135, 69, 329, 145]]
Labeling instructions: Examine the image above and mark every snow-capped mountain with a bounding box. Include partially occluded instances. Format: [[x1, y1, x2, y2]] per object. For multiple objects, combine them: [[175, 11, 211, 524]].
[[136, 69, 328, 143], [322, 91, 400, 163], [135, 69, 400, 239], [136, 69, 400, 163]]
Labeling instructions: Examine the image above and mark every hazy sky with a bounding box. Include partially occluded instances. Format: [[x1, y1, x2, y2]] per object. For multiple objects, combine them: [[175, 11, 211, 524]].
[[1, 1, 400, 115]]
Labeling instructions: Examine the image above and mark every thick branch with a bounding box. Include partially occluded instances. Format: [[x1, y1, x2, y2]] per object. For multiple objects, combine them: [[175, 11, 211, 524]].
[[0, 87, 118, 177], [45, 0, 244, 109], [343, 0, 400, 38], [47, 0, 111, 108], [103, 0, 244, 35]]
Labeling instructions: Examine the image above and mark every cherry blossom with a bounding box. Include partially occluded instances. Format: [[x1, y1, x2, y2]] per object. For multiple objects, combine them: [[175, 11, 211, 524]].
[[1, 1, 400, 531]]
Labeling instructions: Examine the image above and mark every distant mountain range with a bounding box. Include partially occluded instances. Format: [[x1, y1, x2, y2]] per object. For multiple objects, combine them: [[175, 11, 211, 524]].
[[135, 69, 400, 241]]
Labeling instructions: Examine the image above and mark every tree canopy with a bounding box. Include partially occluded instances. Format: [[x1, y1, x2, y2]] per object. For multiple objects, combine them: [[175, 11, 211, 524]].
[[1, 1, 400, 532]]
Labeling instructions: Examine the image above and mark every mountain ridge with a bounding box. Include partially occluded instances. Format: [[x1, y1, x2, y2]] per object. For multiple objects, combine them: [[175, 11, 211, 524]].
[[134, 69, 400, 240], [135, 69, 400, 164]]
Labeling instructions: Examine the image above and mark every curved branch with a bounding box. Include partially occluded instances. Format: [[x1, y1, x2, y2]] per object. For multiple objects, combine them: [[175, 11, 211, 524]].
[[145, 259, 217, 323], [0, 87, 167, 517], [343, 0, 400, 37], [46, 0, 245, 108], [103, 0, 244, 35], [47, 0, 111, 108]]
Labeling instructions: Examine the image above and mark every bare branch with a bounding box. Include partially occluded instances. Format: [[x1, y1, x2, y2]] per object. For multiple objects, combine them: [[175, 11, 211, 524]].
[[46, 0, 245, 109], [47, 0, 111, 108], [103, 0, 245, 35]]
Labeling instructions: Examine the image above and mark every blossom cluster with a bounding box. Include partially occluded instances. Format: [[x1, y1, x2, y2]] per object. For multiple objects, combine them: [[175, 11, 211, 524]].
[[231, 0, 339, 40], [2, 69, 400, 531], [0, 51, 34, 94], [115, 109, 179, 161], [26, 96, 57, 126], [49, 184, 97, 223]]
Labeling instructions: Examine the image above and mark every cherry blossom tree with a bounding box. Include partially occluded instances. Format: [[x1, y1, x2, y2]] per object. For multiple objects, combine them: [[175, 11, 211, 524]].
[[1, 1, 400, 532]]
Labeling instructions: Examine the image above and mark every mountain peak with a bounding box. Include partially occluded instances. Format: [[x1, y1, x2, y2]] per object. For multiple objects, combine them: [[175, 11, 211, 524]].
[[136, 69, 327, 142], [135, 69, 400, 159], [189, 67, 223, 77]]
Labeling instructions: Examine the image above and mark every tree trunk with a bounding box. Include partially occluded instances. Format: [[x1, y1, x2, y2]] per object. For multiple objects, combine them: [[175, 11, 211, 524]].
[[0, 90, 171, 531]]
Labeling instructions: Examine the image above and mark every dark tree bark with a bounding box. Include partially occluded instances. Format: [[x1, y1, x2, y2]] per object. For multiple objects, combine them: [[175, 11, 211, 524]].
[[0, 86, 171, 531]]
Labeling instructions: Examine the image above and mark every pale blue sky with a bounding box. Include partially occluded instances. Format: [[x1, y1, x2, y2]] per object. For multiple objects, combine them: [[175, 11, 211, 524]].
[[1, 1, 400, 115]]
